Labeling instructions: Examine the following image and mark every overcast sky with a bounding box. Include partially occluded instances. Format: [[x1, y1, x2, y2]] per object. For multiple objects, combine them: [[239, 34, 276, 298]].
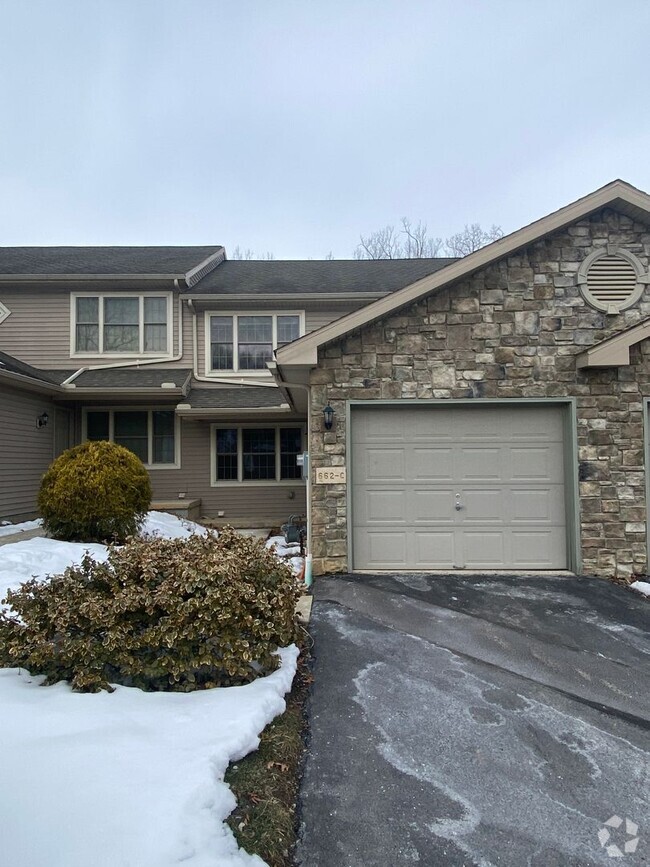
[[1, 1, 649, 259]]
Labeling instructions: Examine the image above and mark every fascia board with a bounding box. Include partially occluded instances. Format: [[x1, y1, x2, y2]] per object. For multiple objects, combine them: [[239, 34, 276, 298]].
[[577, 318, 650, 368], [276, 181, 650, 367]]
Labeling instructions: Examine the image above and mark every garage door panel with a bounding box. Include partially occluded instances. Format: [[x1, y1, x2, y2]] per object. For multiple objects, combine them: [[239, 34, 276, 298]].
[[356, 531, 408, 568], [361, 489, 406, 523], [461, 488, 505, 523], [413, 532, 455, 568], [411, 489, 455, 523], [458, 447, 502, 480], [409, 448, 454, 481], [351, 404, 568, 570], [510, 487, 565, 523], [511, 531, 566, 568], [463, 532, 506, 567], [363, 448, 406, 482]]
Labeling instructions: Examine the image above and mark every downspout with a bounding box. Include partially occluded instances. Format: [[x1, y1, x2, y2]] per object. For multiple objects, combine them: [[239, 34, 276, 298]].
[[62, 282, 187, 386], [268, 362, 313, 586]]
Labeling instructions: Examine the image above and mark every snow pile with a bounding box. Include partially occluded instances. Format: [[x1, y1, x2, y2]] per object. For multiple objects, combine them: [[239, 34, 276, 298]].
[[0, 509, 299, 866], [0, 518, 42, 538], [140, 509, 209, 539], [630, 580, 650, 598], [265, 535, 304, 578], [0, 646, 298, 867]]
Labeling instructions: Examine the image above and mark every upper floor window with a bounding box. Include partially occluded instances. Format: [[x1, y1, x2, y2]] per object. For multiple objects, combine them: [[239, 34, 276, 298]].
[[208, 313, 302, 372], [73, 294, 171, 355]]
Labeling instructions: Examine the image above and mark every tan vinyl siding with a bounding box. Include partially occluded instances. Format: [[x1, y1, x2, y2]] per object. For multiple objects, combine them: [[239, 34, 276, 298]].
[[0, 288, 193, 369], [148, 417, 306, 526], [0, 289, 70, 367], [0, 382, 55, 521]]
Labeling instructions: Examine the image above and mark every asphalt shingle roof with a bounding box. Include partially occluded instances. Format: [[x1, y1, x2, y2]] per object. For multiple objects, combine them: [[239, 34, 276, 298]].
[[0, 351, 59, 385], [48, 368, 191, 388], [184, 387, 288, 409], [188, 258, 457, 296], [0, 247, 222, 276]]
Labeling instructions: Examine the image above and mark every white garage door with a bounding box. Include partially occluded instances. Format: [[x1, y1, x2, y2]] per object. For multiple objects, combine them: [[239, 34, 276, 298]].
[[351, 404, 567, 570]]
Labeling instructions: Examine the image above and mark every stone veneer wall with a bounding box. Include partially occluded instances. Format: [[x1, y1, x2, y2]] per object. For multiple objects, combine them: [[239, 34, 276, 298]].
[[309, 209, 650, 578]]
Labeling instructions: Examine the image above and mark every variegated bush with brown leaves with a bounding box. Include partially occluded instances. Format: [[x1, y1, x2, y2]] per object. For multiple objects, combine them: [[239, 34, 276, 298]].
[[0, 529, 301, 692]]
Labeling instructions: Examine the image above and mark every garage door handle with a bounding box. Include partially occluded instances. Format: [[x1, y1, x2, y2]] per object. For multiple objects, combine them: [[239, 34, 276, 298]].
[[455, 494, 464, 511]]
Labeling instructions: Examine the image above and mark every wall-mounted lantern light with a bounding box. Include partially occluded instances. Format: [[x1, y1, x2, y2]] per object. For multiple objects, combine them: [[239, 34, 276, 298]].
[[36, 412, 49, 429], [323, 405, 335, 431]]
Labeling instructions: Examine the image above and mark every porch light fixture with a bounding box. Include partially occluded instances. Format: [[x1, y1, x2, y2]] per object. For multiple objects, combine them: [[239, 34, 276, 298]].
[[323, 405, 335, 431], [36, 412, 49, 429]]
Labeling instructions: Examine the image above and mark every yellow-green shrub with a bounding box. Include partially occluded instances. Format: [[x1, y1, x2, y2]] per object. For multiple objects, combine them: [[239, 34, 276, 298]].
[[38, 440, 151, 542], [0, 529, 300, 692]]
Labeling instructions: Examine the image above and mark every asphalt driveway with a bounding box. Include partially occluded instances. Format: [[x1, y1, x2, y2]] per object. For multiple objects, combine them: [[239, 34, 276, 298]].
[[296, 574, 650, 866]]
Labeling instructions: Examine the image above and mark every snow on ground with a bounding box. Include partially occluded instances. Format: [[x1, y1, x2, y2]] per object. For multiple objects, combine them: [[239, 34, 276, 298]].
[[0, 518, 42, 537], [0, 646, 298, 867], [141, 510, 208, 539], [630, 580, 650, 598], [0, 510, 300, 866], [265, 535, 305, 578]]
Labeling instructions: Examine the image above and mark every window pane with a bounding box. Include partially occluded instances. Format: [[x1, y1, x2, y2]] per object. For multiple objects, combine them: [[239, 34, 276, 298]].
[[144, 324, 167, 352], [104, 325, 139, 352], [210, 316, 234, 370], [152, 411, 175, 464], [237, 316, 273, 370], [216, 428, 238, 481], [238, 344, 273, 370], [75, 298, 99, 352], [76, 324, 99, 352], [238, 316, 272, 343], [280, 428, 302, 479], [242, 428, 275, 480], [114, 411, 148, 462], [144, 297, 167, 324], [86, 411, 109, 441], [277, 315, 300, 347], [104, 297, 139, 324], [76, 297, 99, 324]]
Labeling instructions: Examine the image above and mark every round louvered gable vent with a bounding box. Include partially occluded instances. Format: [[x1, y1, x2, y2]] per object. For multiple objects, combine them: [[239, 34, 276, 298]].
[[577, 247, 649, 314]]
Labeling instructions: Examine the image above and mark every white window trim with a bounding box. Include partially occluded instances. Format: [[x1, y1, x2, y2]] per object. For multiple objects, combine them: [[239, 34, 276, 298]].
[[204, 311, 305, 377], [210, 422, 305, 486], [0, 301, 11, 325], [81, 406, 181, 470], [70, 292, 174, 358]]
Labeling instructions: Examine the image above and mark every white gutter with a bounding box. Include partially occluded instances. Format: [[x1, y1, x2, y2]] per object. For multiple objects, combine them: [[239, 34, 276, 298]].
[[62, 287, 187, 387]]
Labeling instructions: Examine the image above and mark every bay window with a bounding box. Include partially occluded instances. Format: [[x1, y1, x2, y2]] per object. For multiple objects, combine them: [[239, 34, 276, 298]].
[[84, 409, 178, 467], [73, 294, 171, 355], [208, 313, 301, 372], [213, 425, 303, 483]]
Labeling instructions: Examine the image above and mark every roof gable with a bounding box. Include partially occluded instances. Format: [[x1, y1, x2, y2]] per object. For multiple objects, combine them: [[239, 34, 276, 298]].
[[577, 318, 650, 368], [275, 179, 650, 366]]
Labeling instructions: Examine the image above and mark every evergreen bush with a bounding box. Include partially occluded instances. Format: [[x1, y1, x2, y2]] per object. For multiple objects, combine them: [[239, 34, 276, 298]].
[[38, 440, 151, 542], [0, 529, 300, 692]]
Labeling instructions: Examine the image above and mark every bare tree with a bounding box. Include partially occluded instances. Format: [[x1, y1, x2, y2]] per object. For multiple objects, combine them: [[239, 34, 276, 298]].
[[445, 223, 503, 257], [354, 218, 503, 259], [230, 246, 275, 260]]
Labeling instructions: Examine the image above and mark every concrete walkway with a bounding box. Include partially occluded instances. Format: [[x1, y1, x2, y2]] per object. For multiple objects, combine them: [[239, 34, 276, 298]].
[[297, 573, 650, 866]]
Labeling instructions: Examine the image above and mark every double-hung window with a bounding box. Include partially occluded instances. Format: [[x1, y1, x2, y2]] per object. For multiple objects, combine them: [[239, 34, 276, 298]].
[[84, 409, 178, 467], [213, 425, 303, 483], [73, 294, 170, 355], [208, 313, 301, 372]]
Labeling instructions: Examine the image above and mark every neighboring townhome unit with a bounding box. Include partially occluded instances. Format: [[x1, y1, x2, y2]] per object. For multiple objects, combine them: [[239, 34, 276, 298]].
[[0, 247, 450, 527]]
